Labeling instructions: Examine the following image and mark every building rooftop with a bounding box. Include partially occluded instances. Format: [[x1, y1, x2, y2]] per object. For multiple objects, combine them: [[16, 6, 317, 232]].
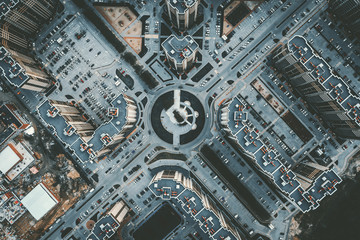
[[21, 183, 59, 221], [0, 194, 26, 224], [0, 103, 30, 148], [0, 144, 21, 175], [162, 35, 198, 65], [0, 185, 11, 207], [0, 104, 22, 129], [5, 142, 34, 181], [149, 172, 240, 239], [288, 35, 360, 127], [167, 0, 197, 14], [37, 94, 130, 162], [0, 47, 30, 88], [0, 127, 15, 147], [86, 215, 119, 240], [224, 96, 342, 212], [0, 0, 19, 19]]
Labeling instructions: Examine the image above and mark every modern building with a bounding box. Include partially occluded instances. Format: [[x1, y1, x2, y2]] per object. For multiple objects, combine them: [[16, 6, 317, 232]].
[[162, 34, 198, 74], [87, 215, 120, 240], [48, 99, 96, 143], [0, 141, 34, 181], [108, 200, 130, 224], [0, 143, 23, 177], [272, 35, 360, 139], [0, 184, 12, 207], [0, 103, 29, 130], [149, 170, 242, 239], [0, 0, 60, 54], [0, 191, 26, 224], [87, 200, 129, 240], [21, 183, 59, 221], [219, 96, 342, 212], [0, 0, 59, 92], [0, 46, 53, 92], [292, 162, 329, 190], [38, 94, 138, 162], [0, 103, 30, 147], [165, 0, 200, 31], [329, 0, 360, 36]]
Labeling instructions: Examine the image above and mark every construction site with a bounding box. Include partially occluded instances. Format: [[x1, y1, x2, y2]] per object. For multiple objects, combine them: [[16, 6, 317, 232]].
[[0, 92, 89, 240]]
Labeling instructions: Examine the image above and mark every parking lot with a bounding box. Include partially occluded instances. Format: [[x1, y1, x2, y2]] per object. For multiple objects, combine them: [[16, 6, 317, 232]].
[[34, 14, 134, 125], [7, 0, 359, 240]]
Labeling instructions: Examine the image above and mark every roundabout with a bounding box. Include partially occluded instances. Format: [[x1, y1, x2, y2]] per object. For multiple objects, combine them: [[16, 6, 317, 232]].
[[150, 89, 206, 146]]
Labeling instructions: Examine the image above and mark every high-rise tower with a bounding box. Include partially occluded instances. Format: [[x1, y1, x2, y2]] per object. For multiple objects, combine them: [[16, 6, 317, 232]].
[[165, 0, 200, 32], [162, 34, 198, 74]]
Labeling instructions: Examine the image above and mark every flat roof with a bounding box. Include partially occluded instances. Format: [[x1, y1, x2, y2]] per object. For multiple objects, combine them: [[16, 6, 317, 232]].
[[150, 174, 240, 239], [0, 104, 23, 129], [6, 142, 35, 181], [21, 183, 58, 221], [0, 145, 20, 174], [0, 47, 29, 88], [224, 96, 342, 212], [87, 215, 119, 240], [37, 94, 130, 162], [162, 35, 198, 64], [0, 0, 19, 19], [288, 35, 360, 127], [168, 0, 197, 14]]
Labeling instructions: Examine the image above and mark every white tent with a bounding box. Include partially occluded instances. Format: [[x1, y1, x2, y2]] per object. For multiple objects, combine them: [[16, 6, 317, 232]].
[[21, 183, 58, 221]]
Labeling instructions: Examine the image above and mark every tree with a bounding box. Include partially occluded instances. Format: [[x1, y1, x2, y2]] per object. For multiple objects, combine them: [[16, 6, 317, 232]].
[[140, 70, 159, 89], [122, 52, 137, 65], [133, 64, 143, 73]]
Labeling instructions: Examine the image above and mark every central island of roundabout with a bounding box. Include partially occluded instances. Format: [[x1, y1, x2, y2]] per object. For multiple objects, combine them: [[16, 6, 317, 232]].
[[150, 89, 205, 146]]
